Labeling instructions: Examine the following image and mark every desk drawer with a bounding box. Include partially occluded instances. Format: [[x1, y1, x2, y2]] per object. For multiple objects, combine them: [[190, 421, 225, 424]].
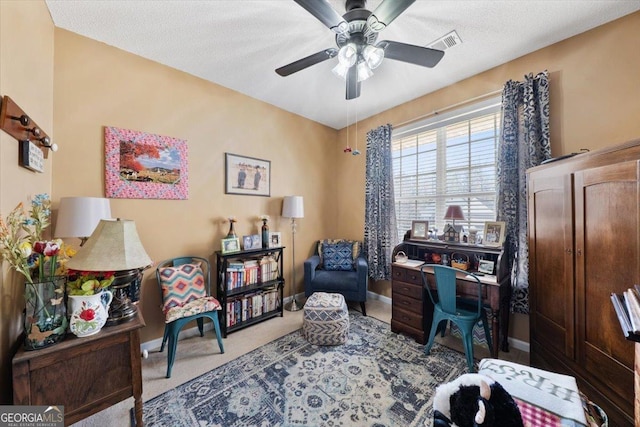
[[392, 265, 423, 286], [392, 306, 423, 331], [392, 292, 422, 315], [392, 281, 422, 299]]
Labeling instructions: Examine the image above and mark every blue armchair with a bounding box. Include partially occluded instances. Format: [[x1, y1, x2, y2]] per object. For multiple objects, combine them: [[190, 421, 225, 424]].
[[304, 239, 368, 316]]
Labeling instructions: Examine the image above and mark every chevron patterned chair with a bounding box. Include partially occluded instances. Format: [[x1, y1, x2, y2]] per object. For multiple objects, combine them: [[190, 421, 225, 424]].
[[156, 256, 224, 378]]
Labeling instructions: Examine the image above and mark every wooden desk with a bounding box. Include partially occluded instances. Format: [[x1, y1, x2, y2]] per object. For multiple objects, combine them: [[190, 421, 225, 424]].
[[12, 311, 145, 426], [391, 263, 511, 357]]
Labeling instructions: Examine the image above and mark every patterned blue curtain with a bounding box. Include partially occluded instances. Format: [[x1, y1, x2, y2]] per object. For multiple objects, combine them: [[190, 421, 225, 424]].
[[364, 124, 398, 280], [497, 71, 551, 314]]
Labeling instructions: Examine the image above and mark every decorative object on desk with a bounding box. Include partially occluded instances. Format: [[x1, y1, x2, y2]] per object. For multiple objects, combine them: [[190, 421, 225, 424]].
[[478, 259, 495, 275], [431, 253, 442, 263], [451, 253, 470, 271], [225, 152, 271, 196], [66, 218, 152, 326], [410, 220, 429, 241], [225, 217, 237, 239], [394, 251, 408, 263], [0, 193, 74, 350], [104, 126, 188, 200], [221, 237, 240, 254], [260, 215, 270, 248], [54, 197, 112, 247], [444, 205, 465, 242], [68, 289, 113, 337], [282, 195, 304, 311], [468, 226, 478, 245], [440, 253, 450, 266], [483, 221, 506, 247]]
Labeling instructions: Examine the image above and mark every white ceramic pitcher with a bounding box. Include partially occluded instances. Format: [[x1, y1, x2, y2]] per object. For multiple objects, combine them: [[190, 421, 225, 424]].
[[68, 290, 113, 337]]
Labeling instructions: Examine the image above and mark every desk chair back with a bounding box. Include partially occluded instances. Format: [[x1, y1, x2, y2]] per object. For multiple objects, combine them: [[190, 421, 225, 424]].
[[421, 264, 492, 372]]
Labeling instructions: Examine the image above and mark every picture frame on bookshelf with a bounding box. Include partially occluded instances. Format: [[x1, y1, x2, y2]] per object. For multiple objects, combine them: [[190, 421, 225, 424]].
[[269, 232, 282, 248], [483, 221, 506, 247], [242, 235, 252, 250], [221, 237, 241, 254], [411, 220, 429, 241], [250, 234, 261, 249]]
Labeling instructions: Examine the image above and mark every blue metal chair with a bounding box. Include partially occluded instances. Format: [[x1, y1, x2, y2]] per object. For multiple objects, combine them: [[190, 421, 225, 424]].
[[421, 264, 492, 372], [156, 256, 224, 378]]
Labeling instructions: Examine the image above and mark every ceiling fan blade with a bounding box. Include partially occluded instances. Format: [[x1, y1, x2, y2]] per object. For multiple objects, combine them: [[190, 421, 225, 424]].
[[377, 40, 444, 68], [346, 65, 360, 100], [276, 48, 338, 76], [294, 0, 349, 34], [367, 0, 416, 32]]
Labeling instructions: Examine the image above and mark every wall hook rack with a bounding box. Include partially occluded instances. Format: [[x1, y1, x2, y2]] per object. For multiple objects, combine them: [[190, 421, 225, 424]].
[[0, 95, 55, 172]]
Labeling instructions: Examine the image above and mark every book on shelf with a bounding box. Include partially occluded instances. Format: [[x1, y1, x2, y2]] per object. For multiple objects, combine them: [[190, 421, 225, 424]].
[[624, 286, 640, 334]]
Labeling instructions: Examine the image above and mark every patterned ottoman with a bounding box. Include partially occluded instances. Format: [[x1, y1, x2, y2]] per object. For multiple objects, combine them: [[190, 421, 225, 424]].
[[303, 292, 349, 345]]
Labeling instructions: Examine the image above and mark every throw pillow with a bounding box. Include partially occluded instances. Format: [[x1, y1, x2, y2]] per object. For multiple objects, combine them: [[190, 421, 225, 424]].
[[322, 242, 354, 271], [317, 239, 361, 267], [159, 263, 206, 316]]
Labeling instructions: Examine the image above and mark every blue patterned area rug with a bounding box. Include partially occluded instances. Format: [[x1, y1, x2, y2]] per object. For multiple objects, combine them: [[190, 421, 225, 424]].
[[142, 312, 468, 426]]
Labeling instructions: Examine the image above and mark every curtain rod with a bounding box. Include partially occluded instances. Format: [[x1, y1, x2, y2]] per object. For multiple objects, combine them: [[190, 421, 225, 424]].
[[394, 88, 503, 128]]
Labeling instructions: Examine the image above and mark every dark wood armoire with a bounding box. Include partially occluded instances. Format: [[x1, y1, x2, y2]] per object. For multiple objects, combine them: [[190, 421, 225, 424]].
[[527, 138, 640, 426]]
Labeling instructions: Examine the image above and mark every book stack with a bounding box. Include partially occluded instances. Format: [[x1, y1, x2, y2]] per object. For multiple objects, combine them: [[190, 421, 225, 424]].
[[226, 257, 279, 291], [225, 288, 280, 327], [610, 285, 640, 342]]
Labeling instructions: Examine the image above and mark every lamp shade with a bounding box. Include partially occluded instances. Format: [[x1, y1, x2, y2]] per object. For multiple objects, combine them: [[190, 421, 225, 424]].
[[66, 219, 152, 272], [444, 205, 465, 221], [282, 196, 304, 219], [55, 197, 111, 238]]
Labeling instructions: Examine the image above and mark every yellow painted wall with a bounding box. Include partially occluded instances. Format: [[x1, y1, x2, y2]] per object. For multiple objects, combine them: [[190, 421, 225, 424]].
[[0, 0, 54, 404], [51, 29, 339, 346], [334, 11, 640, 343]]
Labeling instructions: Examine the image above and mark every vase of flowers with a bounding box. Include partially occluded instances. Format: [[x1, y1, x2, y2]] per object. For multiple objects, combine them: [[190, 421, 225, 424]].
[[0, 194, 75, 350]]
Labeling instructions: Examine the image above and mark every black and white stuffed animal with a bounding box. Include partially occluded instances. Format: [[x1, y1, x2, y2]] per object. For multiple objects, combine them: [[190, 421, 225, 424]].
[[433, 373, 523, 427]]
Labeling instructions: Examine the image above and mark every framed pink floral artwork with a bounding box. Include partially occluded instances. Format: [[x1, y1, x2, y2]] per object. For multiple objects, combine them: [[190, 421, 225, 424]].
[[104, 126, 188, 199]]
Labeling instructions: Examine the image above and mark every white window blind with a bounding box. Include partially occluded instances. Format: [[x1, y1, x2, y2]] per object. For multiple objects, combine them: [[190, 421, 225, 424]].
[[392, 98, 501, 241]]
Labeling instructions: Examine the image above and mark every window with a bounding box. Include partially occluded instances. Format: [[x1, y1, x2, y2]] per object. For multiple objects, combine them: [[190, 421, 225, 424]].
[[392, 98, 501, 241]]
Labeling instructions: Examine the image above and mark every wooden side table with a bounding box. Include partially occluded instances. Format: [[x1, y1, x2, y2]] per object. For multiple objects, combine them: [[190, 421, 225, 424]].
[[12, 311, 145, 426]]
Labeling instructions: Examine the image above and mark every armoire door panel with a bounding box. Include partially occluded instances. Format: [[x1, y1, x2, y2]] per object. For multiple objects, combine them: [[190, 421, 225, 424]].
[[574, 161, 638, 405], [528, 175, 575, 358]]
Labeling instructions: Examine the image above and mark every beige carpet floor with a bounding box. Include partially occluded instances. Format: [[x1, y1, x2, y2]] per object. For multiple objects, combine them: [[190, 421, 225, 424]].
[[70, 298, 527, 427]]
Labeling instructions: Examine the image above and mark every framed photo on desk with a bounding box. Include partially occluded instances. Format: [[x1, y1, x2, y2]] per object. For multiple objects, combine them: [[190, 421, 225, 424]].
[[411, 220, 429, 241], [483, 221, 506, 247]]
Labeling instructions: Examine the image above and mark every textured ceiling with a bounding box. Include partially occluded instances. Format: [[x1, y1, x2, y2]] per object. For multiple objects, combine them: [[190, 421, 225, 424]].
[[45, 1, 640, 130]]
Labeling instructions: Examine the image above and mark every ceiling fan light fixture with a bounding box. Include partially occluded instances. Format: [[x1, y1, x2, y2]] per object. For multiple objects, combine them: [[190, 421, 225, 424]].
[[332, 62, 350, 79], [363, 44, 385, 69], [356, 61, 373, 82], [366, 14, 386, 32], [337, 44, 357, 67]]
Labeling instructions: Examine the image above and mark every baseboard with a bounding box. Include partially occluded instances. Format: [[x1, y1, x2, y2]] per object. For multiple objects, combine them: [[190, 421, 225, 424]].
[[508, 336, 530, 353]]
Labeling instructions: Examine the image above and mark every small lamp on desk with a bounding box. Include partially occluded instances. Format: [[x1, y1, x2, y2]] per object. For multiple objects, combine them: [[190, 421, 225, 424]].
[[66, 218, 152, 325], [443, 205, 465, 242]]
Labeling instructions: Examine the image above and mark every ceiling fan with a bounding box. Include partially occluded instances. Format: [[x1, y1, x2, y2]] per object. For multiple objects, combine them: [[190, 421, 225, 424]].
[[275, 0, 445, 100]]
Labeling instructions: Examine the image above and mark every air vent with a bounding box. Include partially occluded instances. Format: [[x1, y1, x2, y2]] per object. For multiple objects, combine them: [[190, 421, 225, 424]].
[[427, 30, 462, 51]]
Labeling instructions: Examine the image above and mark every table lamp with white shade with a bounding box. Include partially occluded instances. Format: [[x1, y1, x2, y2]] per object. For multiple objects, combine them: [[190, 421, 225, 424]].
[[55, 197, 112, 246], [282, 196, 304, 311]]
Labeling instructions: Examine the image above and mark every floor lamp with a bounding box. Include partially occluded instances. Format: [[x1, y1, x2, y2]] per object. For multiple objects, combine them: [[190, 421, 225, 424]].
[[282, 196, 304, 311]]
